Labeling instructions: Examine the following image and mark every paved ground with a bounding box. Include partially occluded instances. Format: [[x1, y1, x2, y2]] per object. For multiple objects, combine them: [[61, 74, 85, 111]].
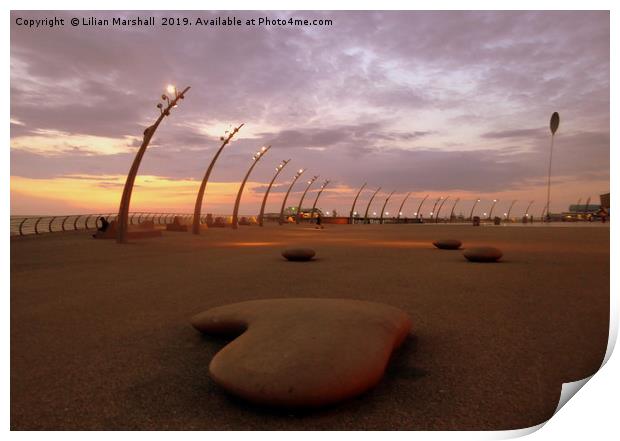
[[10, 223, 609, 430]]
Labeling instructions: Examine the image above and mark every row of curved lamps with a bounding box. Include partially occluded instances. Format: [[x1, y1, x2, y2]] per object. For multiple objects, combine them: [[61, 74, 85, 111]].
[[116, 86, 555, 243]]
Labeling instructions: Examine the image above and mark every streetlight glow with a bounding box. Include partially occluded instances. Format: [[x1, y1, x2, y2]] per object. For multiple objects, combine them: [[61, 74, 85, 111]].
[[166, 84, 176, 95]]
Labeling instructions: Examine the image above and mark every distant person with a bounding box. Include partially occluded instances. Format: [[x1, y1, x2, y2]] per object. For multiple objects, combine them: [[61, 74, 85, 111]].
[[316, 213, 323, 229], [92, 216, 110, 238], [97, 217, 109, 232]]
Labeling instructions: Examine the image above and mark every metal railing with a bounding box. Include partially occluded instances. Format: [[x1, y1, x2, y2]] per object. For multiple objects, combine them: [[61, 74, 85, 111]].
[[9, 212, 206, 236]]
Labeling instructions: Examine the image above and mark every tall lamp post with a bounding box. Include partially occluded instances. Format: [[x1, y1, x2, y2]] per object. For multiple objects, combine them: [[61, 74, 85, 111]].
[[279, 168, 305, 224], [364, 187, 382, 224], [396, 192, 412, 221], [258, 159, 290, 226], [449, 198, 460, 223], [435, 196, 450, 223], [429, 197, 442, 221], [192, 123, 244, 235], [117, 85, 190, 244], [545, 112, 560, 221], [349, 182, 367, 224], [468, 198, 481, 221], [379, 190, 395, 224], [232, 145, 271, 229], [524, 200, 534, 218], [506, 200, 518, 222], [295, 175, 319, 224], [311, 179, 331, 220], [415, 194, 429, 219], [488, 199, 499, 220]]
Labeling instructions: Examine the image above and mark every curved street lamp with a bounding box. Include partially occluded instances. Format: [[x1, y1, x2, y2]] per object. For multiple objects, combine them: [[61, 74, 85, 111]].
[[488, 199, 499, 220], [349, 182, 367, 224], [192, 123, 244, 235], [468, 198, 481, 221], [279, 168, 305, 225], [396, 192, 412, 220], [232, 145, 271, 229], [379, 190, 395, 224], [435, 196, 450, 223], [415, 194, 429, 219], [449, 198, 460, 223], [429, 197, 442, 221], [524, 200, 534, 218], [310, 179, 331, 220], [545, 112, 560, 221], [295, 175, 319, 224], [258, 159, 290, 226], [117, 85, 190, 243], [506, 200, 518, 221], [364, 187, 382, 223]]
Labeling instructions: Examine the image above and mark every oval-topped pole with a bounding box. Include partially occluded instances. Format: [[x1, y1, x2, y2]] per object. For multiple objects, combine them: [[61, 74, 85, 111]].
[[544, 112, 560, 221]]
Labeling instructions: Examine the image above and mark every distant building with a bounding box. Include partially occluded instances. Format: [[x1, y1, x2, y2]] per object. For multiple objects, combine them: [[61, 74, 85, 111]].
[[600, 193, 610, 209], [568, 204, 601, 213]]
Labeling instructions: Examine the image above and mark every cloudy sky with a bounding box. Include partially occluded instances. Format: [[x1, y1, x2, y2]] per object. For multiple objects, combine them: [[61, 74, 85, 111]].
[[10, 10, 609, 217]]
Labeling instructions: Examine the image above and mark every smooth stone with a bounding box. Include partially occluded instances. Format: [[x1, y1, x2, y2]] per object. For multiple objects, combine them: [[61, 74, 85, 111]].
[[282, 248, 316, 261], [191, 298, 412, 407], [433, 239, 462, 250], [463, 246, 503, 262]]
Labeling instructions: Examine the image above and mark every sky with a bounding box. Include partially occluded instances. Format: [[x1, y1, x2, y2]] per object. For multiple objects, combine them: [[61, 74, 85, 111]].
[[10, 10, 610, 218]]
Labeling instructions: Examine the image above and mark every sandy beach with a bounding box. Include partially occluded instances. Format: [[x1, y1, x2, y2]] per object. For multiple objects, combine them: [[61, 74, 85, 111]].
[[10, 223, 609, 430]]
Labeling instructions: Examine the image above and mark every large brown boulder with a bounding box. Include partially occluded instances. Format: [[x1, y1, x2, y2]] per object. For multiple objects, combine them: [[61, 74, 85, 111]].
[[282, 248, 316, 261], [432, 239, 462, 250], [190, 298, 412, 407], [463, 247, 503, 262]]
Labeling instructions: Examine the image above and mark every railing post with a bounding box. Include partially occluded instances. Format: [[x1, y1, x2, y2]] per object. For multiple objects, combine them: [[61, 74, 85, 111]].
[[34, 217, 42, 235], [61, 216, 70, 231], [18, 218, 27, 236], [48, 216, 56, 233]]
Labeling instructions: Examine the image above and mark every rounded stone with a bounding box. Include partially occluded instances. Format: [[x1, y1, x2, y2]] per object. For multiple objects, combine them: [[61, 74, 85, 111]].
[[463, 247, 503, 262], [433, 239, 462, 250], [190, 298, 412, 407], [282, 248, 316, 261]]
